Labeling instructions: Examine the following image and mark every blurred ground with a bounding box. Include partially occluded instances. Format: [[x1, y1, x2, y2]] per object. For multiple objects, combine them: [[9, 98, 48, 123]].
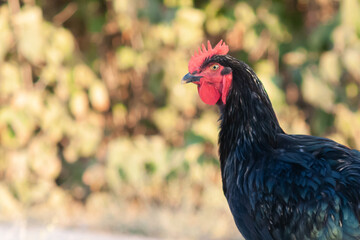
[[0, 222, 160, 240]]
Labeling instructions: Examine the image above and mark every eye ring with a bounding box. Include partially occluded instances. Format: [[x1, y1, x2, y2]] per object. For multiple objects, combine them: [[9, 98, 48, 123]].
[[210, 64, 219, 71]]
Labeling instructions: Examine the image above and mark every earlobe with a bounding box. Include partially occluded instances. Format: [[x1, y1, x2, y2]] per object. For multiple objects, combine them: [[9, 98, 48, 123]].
[[222, 73, 232, 104]]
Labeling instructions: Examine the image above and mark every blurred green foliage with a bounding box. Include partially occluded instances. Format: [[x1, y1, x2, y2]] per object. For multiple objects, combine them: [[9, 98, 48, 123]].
[[0, 0, 360, 239]]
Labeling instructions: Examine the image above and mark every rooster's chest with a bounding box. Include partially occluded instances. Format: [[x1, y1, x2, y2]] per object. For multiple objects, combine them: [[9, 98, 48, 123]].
[[222, 154, 273, 240]]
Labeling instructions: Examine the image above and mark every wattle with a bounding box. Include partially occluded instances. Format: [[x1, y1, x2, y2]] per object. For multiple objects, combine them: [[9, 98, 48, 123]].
[[198, 83, 221, 105]]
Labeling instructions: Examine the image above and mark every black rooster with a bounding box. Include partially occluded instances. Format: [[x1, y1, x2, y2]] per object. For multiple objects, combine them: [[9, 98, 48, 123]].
[[182, 40, 360, 240]]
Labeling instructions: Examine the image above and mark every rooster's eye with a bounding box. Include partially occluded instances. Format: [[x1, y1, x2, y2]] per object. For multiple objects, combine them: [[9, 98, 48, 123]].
[[210, 64, 219, 71]]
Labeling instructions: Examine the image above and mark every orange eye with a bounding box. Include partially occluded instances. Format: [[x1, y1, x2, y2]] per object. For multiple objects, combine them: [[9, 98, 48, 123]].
[[210, 64, 219, 71]]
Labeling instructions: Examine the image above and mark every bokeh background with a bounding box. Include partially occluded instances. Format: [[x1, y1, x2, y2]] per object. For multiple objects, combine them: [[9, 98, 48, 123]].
[[1, 0, 360, 239]]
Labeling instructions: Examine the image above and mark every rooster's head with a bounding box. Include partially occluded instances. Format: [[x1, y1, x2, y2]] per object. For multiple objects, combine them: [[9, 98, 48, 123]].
[[182, 40, 232, 105]]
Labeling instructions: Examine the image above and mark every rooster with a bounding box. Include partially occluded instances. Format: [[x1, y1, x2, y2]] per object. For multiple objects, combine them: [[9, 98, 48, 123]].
[[182, 40, 360, 240]]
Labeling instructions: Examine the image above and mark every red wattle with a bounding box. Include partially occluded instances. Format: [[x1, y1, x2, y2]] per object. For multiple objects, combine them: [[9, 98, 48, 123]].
[[198, 84, 221, 105]]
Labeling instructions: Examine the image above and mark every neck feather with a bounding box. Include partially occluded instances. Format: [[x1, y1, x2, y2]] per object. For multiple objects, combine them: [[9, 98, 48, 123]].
[[218, 59, 283, 178]]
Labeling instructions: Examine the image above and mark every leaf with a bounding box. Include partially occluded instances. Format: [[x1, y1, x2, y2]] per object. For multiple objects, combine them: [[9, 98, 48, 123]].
[[319, 51, 341, 84], [302, 68, 335, 112], [13, 6, 45, 64], [0, 6, 13, 62], [343, 48, 360, 81], [89, 81, 110, 112], [0, 63, 21, 96], [116, 47, 137, 70], [191, 111, 219, 145], [69, 91, 89, 119]]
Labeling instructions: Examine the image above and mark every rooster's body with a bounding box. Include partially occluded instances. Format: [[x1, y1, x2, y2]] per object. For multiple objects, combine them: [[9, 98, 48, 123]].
[[183, 41, 360, 240]]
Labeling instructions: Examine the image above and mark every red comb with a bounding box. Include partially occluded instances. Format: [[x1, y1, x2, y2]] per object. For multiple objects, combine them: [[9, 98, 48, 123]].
[[188, 40, 229, 73]]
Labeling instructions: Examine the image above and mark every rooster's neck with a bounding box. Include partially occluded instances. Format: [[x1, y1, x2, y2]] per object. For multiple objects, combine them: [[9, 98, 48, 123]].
[[218, 63, 283, 192]]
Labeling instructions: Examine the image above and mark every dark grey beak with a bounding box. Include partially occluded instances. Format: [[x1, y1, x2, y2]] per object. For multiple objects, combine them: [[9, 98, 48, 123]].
[[181, 73, 202, 84]]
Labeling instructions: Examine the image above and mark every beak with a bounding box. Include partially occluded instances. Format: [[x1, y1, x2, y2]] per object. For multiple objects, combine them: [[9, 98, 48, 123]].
[[181, 73, 202, 84]]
